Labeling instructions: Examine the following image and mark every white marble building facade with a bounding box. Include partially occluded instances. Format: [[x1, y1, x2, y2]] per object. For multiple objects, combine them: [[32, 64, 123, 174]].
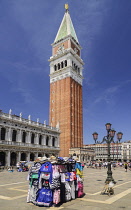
[[121, 141, 131, 161], [0, 111, 60, 166], [84, 142, 131, 162]]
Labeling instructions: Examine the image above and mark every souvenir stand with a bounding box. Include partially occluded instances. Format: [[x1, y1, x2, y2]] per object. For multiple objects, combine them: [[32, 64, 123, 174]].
[[27, 156, 84, 207]]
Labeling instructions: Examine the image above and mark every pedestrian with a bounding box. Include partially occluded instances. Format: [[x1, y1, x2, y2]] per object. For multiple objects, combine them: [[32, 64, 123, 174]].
[[103, 162, 106, 169], [95, 162, 97, 169], [120, 162, 122, 167], [129, 162, 131, 171], [124, 162, 128, 172], [99, 162, 101, 169], [105, 162, 108, 168]]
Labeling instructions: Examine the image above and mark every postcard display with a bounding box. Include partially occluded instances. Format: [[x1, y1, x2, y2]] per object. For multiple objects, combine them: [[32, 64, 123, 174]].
[[27, 157, 84, 207]]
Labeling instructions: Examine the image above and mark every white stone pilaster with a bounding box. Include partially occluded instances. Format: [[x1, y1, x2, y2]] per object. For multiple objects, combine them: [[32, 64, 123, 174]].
[[27, 132, 31, 144], [27, 152, 30, 162], [6, 151, 10, 166], [54, 137, 57, 147], [42, 135, 46, 146], [35, 133, 39, 145], [8, 127, 12, 141], [17, 151, 21, 162], [35, 152, 38, 159], [49, 136, 52, 147], [57, 137, 60, 147], [17, 130, 22, 143]]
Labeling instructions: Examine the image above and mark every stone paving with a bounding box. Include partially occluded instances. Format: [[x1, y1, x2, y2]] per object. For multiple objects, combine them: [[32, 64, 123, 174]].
[[0, 167, 131, 210]]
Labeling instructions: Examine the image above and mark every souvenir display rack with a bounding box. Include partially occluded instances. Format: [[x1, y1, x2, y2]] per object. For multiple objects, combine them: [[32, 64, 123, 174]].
[[27, 156, 84, 207]]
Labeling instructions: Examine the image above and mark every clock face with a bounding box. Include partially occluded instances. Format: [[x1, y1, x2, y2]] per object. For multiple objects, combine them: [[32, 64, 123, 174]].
[[74, 48, 78, 54], [57, 44, 65, 54]]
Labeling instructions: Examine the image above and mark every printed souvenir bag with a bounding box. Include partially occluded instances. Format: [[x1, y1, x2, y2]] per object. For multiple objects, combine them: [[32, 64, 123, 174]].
[[36, 188, 53, 206]]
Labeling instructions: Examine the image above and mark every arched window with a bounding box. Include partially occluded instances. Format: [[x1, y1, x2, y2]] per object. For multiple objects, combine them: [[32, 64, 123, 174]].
[[1, 127, 6, 140], [0, 152, 6, 166], [72, 61, 74, 66], [22, 131, 26, 143], [38, 153, 42, 157], [12, 130, 17, 142], [30, 153, 35, 161], [52, 137, 55, 147], [11, 152, 17, 166], [31, 133, 35, 144], [58, 63, 60, 70], [21, 153, 26, 161], [45, 154, 49, 158], [65, 60, 67, 67], [46, 136, 49, 146], [39, 135, 42, 145], [78, 68, 80, 74]]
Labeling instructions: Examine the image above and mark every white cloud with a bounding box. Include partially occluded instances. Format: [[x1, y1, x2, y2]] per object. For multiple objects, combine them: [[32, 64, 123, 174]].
[[94, 80, 131, 104]]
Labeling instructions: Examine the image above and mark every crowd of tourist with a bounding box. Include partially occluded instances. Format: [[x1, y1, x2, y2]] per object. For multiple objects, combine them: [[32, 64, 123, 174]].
[[85, 161, 131, 172]]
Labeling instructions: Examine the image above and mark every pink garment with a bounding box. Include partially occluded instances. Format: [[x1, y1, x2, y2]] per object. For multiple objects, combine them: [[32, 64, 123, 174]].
[[53, 189, 60, 204], [77, 181, 84, 198], [52, 165, 60, 179]]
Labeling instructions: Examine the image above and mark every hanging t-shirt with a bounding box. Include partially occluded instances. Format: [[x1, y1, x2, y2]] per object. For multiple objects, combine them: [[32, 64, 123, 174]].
[[65, 181, 71, 201]]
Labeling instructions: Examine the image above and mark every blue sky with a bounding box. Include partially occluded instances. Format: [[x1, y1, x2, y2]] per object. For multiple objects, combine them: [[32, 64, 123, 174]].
[[0, 0, 131, 144]]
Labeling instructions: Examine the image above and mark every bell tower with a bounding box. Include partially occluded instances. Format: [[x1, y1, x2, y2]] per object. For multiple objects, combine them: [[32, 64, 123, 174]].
[[49, 5, 84, 157]]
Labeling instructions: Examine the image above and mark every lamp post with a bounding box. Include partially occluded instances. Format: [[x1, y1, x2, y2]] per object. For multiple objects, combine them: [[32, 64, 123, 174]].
[[116, 132, 123, 161], [92, 123, 123, 184]]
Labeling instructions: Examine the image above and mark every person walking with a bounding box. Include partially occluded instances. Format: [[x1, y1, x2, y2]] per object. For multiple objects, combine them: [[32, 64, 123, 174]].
[[124, 162, 128, 172], [129, 162, 131, 171]]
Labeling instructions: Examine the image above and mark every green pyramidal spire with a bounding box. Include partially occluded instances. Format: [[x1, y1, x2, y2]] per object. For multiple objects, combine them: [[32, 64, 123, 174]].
[[54, 5, 79, 43]]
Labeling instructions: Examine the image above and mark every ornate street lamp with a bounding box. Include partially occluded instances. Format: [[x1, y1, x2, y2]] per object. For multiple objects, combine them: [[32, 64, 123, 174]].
[[116, 132, 123, 160], [92, 132, 98, 143], [117, 132, 123, 142], [92, 123, 123, 186]]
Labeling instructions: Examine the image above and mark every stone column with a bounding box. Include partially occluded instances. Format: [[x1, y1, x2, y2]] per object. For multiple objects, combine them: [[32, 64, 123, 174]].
[[5, 127, 8, 141], [54, 137, 57, 147], [56, 136, 60, 147], [48, 136, 52, 147], [27, 152, 30, 162], [27, 131, 31, 144], [17, 151, 21, 162], [17, 130, 22, 143], [35, 133, 39, 145], [42, 135, 46, 146], [35, 152, 38, 160], [6, 150, 10, 166], [8, 127, 12, 141]]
